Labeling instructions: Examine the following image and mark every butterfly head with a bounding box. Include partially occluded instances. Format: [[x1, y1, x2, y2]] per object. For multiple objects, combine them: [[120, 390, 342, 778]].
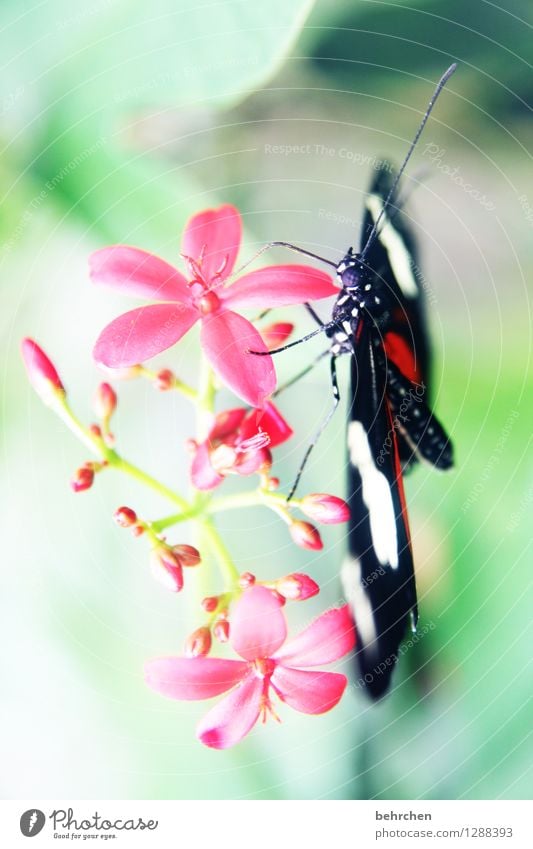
[[336, 249, 373, 297]]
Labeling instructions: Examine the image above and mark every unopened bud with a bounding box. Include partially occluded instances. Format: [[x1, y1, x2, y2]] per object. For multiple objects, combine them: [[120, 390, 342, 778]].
[[150, 546, 184, 592], [173, 544, 201, 567], [289, 520, 323, 551], [114, 506, 137, 527], [276, 572, 319, 601], [21, 338, 66, 407], [185, 626, 212, 658], [94, 382, 117, 420], [201, 595, 219, 613], [300, 493, 350, 524], [260, 322, 294, 351], [238, 572, 256, 589], [155, 368, 176, 391], [132, 524, 145, 537], [71, 464, 95, 493], [267, 477, 280, 491], [213, 619, 230, 643]]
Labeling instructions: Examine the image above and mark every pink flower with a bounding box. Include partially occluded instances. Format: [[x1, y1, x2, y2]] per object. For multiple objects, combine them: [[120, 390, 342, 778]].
[[145, 585, 355, 749], [190, 402, 293, 490], [90, 205, 338, 407]]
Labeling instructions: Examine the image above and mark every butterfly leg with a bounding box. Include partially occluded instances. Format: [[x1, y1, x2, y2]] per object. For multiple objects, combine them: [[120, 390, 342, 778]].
[[286, 354, 341, 501], [252, 300, 324, 336], [249, 322, 335, 356]]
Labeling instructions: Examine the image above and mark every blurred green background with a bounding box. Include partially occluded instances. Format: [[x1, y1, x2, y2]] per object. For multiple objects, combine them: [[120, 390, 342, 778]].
[[2, 0, 531, 800]]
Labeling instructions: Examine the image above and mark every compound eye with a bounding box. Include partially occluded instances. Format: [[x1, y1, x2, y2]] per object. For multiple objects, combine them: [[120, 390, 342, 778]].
[[341, 265, 360, 289]]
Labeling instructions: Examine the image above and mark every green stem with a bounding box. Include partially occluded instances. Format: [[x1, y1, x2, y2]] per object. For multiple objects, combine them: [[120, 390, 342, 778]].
[[200, 518, 239, 588], [152, 493, 211, 532], [57, 397, 190, 511], [138, 366, 197, 401], [110, 455, 190, 510], [56, 398, 103, 455], [197, 358, 216, 440], [208, 489, 298, 524]]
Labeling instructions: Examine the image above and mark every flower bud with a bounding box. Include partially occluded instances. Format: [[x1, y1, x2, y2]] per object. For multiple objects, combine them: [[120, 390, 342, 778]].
[[113, 506, 137, 527], [300, 493, 350, 524], [185, 626, 212, 658], [201, 596, 219, 613], [21, 338, 66, 407], [150, 546, 184, 592], [267, 477, 280, 491], [70, 464, 94, 493], [94, 382, 117, 420], [132, 524, 145, 537], [276, 573, 319, 601], [238, 572, 256, 589], [213, 619, 230, 643], [155, 368, 175, 391], [289, 520, 323, 551], [260, 322, 294, 351], [173, 544, 201, 567]]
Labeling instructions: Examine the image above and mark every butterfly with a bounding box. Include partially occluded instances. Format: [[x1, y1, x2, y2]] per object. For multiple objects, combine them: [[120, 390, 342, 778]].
[[251, 65, 456, 697], [334, 162, 453, 697]]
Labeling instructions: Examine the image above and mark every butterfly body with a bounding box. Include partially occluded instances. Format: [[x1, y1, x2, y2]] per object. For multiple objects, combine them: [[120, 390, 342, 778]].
[[324, 164, 453, 698]]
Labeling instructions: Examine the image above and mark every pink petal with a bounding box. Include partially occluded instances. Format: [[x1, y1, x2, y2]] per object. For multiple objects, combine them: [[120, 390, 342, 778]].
[[190, 442, 224, 490], [209, 407, 247, 441], [222, 265, 338, 310], [144, 657, 247, 701], [200, 310, 276, 407], [90, 246, 190, 302], [93, 303, 198, 367], [271, 666, 347, 714], [240, 402, 293, 448], [230, 585, 287, 661], [181, 205, 242, 283], [272, 605, 355, 667], [197, 672, 263, 749]]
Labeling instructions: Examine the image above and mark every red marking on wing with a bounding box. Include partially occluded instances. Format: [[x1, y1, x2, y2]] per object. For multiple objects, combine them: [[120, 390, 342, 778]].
[[386, 400, 412, 550], [384, 331, 420, 383]]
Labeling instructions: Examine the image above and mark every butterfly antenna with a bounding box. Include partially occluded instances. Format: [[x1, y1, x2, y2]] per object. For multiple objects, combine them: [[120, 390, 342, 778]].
[[360, 63, 457, 261]]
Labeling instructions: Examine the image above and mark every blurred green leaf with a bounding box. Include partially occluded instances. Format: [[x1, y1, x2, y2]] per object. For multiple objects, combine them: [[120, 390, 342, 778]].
[[2, 0, 316, 246]]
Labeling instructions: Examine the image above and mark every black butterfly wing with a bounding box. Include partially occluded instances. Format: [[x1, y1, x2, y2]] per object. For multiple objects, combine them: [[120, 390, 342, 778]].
[[341, 321, 418, 699], [361, 162, 430, 382], [362, 162, 455, 477]]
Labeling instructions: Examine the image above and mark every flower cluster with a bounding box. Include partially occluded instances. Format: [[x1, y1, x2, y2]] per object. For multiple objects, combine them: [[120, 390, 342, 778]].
[[21, 204, 355, 749]]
